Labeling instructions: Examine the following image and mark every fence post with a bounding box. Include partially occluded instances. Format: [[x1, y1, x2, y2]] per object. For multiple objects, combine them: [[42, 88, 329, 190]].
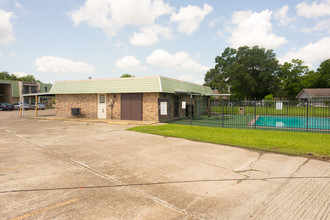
[[254, 97, 257, 129], [221, 99, 225, 127], [306, 99, 309, 131], [190, 94, 193, 125], [213, 97, 215, 112]]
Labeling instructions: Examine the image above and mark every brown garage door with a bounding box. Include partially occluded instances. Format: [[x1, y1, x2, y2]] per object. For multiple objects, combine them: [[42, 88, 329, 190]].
[[121, 93, 143, 120]]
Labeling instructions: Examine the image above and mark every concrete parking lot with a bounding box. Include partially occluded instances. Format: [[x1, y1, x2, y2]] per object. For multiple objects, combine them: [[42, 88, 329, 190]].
[[0, 109, 329, 219]]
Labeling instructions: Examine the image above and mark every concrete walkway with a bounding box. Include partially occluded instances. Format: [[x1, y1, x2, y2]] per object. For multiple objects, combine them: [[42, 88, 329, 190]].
[[0, 109, 329, 219]]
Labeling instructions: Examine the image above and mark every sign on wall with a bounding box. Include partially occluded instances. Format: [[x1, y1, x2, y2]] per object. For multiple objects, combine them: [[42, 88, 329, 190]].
[[182, 101, 186, 109], [276, 102, 283, 110], [160, 102, 167, 115]]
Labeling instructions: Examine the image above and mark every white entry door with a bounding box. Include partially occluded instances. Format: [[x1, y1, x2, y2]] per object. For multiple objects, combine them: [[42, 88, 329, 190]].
[[98, 94, 106, 119]]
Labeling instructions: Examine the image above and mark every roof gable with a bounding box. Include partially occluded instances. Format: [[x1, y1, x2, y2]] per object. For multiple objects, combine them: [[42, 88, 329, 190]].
[[297, 88, 330, 98]]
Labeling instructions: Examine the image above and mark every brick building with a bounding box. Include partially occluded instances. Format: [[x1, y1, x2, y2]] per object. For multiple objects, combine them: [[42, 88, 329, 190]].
[[50, 76, 213, 121], [0, 80, 52, 105]]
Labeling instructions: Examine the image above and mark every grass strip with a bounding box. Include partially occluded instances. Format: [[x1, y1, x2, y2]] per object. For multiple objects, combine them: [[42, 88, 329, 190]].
[[128, 124, 330, 160]]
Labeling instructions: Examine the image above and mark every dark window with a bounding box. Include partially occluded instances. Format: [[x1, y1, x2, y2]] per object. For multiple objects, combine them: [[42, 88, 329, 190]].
[[99, 94, 105, 103], [23, 86, 29, 94], [31, 86, 37, 93], [45, 86, 48, 92]]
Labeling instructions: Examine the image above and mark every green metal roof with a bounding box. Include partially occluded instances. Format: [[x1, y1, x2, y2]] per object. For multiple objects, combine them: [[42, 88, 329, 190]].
[[49, 76, 212, 95], [160, 77, 212, 95], [0, 80, 20, 97]]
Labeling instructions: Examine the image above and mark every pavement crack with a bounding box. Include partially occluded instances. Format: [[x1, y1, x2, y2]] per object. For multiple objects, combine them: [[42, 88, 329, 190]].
[[184, 188, 216, 212], [249, 158, 311, 219], [195, 160, 230, 171], [4, 128, 204, 220], [233, 152, 268, 175], [232, 153, 271, 183]]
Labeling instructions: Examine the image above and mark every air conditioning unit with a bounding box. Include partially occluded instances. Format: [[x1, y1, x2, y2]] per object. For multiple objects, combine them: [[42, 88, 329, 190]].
[[71, 108, 81, 115]]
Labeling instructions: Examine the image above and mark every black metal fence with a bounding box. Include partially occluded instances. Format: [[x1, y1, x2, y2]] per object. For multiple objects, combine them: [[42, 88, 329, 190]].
[[160, 98, 330, 133]]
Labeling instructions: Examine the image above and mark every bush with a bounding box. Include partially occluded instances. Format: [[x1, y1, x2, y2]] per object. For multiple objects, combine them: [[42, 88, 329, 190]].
[[264, 94, 273, 106]]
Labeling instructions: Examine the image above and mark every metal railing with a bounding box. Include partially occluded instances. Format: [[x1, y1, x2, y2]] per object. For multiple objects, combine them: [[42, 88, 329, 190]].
[[160, 98, 330, 133]]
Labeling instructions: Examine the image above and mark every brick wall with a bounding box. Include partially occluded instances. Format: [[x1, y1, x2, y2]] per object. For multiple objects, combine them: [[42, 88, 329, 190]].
[[55, 94, 97, 118], [55, 92, 164, 121], [106, 93, 121, 119], [143, 93, 159, 121]]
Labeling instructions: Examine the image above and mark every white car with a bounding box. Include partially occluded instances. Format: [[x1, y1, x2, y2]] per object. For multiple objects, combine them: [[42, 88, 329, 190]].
[[30, 102, 45, 110], [12, 102, 30, 110]]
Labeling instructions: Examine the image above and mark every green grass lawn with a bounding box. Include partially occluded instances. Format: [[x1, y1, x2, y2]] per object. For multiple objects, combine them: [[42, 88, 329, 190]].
[[128, 124, 330, 160]]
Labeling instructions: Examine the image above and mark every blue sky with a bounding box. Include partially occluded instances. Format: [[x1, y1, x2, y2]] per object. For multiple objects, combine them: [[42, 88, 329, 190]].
[[1, 0, 330, 84]]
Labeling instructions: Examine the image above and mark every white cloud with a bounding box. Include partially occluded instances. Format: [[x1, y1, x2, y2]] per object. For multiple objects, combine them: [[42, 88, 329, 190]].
[[0, 9, 16, 45], [13, 0, 27, 14], [301, 19, 330, 33], [281, 37, 330, 64], [0, 51, 3, 58], [194, 79, 204, 85], [296, 1, 330, 18], [208, 18, 221, 28], [35, 56, 95, 74], [170, 3, 213, 35], [130, 24, 172, 46], [228, 9, 287, 49], [12, 72, 27, 77], [14, 1, 23, 10], [178, 74, 204, 84], [178, 74, 195, 81], [115, 56, 145, 71], [231, 10, 253, 24], [68, 0, 173, 37], [146, 49, 209, 72], [274, 5, 295, 26], [9, 52, 17, 57], [216, 30, 224, 37]]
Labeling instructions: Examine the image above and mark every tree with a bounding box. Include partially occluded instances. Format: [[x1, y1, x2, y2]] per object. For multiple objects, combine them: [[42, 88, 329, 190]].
[[204, 46, 280, 100], [120, 74, 135, 78], [0, 71, 17, 80], [312, 59, 330, 88], [264, 94, 274, 106], [278, 59, 311, 99], [0, 72, 39, 82], [18, 74, 39, 82]]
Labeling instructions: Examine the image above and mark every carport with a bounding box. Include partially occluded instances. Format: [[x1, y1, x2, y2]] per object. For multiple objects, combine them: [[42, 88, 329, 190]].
[[21, 92, 55, 117]]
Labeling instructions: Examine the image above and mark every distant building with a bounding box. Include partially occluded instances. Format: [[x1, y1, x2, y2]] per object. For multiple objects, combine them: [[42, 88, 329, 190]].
[[212, 90, 230, 100], [0, 80, 52, 105], [296, 88, 330, 101]]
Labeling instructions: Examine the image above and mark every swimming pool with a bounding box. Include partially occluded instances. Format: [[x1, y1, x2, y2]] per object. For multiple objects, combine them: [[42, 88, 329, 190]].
[[255, 116, 330, 130]]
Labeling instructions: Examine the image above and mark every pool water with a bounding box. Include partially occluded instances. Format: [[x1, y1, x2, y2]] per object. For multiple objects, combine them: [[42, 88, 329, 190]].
[[255, 116, 330, 130]]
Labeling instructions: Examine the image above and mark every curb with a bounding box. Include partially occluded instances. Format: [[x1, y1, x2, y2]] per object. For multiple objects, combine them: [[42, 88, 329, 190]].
[[28, 117, 158, 126]]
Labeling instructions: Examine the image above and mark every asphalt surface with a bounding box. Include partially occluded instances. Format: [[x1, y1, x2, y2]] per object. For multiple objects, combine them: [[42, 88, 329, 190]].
[[0, 109, 329, 219]]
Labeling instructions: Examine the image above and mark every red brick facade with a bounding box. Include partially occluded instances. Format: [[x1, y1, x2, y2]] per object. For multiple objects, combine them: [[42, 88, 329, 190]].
[[55, 92, 204, 121], [55, 94, 98, 118], [143, 93, 159, 121], [55, 93, 160, 121]]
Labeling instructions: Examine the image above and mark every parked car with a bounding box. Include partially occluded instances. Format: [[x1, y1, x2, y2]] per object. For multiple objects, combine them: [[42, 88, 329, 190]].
[[30, 102, 45, 110], [12, 102, 30, 110], [0, 103, 14, 111]]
